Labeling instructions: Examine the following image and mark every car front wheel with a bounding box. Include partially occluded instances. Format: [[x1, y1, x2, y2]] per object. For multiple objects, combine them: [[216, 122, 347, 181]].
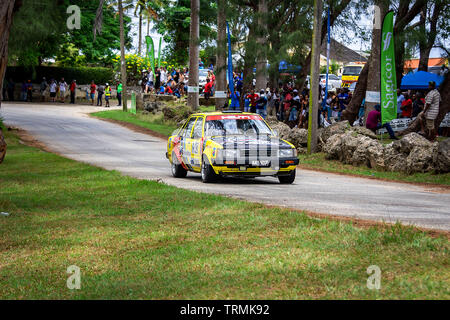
[[201, 156, 218, 183], [278, 169, 296, 184]]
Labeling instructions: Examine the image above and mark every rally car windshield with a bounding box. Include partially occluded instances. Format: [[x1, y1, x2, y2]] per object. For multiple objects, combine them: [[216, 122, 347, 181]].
[[205, 118, 273, 137]]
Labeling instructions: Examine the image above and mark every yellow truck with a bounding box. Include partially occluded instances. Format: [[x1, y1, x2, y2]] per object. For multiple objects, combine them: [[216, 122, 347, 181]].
[[341, 62, 366, 88]]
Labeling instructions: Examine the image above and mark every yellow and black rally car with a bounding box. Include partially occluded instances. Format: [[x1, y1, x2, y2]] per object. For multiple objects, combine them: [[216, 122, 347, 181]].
[[166, 111, 299, 183]]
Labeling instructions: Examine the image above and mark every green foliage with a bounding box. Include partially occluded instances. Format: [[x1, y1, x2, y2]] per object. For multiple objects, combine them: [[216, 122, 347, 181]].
[[320, 60, 340, 75], [154, 0, 217, 66], [5, 66, 114, 85], [8, 0, 66, 66], [60, 0, 133, 66], [8, 0, 132, 67]]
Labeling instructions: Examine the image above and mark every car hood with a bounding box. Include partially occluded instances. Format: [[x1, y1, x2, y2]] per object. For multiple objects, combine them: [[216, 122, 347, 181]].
[[208, 135, 293, 149]]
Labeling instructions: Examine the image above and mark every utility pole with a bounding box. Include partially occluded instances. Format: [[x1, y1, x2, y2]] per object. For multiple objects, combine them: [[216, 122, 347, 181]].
[[119, 0, 127, 112], [188, 0, 200, 110], [307, 0, 322, 154], [215, 0, 227, 111], [364, 1, 388, 123]]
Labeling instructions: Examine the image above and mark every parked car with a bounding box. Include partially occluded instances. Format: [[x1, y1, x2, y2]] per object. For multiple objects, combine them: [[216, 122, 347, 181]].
[[320, 74, 342, 91], [166, 111, 299, 183]]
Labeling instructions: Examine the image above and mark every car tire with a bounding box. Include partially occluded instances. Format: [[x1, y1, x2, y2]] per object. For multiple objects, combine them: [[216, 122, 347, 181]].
[[201, 156, 218, 183], [278, 169, 296, 184], [171, 152, 187, 178]]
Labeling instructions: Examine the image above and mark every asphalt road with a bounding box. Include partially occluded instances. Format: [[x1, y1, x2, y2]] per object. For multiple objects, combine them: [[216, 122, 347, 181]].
[[1, 103, 449, 231]]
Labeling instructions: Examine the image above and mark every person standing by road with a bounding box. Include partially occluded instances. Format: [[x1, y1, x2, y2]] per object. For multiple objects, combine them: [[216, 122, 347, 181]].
[[116, 81, 122, 106], [104, 83, 111, 108], [7, 78, 15, 101], [69, 80, 77, 104], [90, 81, 97, 106], [26, 80, 33, 102], [40, 77, 48, 102], [49, 79, 57, 102], [421, 81, 441, 142], [97, 83, 104, 106], [59, 78, 67, 103]]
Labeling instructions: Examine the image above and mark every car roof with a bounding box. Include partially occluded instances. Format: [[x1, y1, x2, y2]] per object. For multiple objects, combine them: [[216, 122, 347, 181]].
[[190, 112, 258, 117]]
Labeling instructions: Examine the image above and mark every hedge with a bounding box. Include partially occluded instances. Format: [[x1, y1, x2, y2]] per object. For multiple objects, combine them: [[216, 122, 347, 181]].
[[5, 66, 115, 85]]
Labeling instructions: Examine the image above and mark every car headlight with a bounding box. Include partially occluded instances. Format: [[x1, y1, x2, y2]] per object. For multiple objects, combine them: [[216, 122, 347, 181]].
[[279, 148, 297, 157], [222, 149, 238, 159]]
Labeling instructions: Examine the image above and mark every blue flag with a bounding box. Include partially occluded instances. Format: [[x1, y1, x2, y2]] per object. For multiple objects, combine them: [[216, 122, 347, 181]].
[[227, 22, 240, 110]]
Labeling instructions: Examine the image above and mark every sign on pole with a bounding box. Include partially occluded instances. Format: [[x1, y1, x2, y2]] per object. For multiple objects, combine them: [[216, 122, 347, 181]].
[[380, 11, 397, 124], [128, 92, 136, 115]]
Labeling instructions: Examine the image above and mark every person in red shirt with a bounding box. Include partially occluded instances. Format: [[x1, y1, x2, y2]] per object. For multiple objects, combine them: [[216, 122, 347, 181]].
[[203, 78, 213, 100], [70, 80, 77, 104], [366, 104, 397, 139], [90, 81, 96, 106], [400, 93, 413, 118], [246, 89, 259, 113]]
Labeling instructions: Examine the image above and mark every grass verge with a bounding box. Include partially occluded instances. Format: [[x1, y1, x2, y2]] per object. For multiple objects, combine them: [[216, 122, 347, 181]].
[[0, 128, 449, 299], [298, 152, 450, 186]]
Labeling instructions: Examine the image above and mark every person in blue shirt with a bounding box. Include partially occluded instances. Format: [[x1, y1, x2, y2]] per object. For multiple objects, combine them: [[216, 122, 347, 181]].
[[256, 90, 268, 119], [244, 94, 250, 112]]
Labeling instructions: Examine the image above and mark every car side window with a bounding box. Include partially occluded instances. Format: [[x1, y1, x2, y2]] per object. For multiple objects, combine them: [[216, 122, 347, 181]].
[[183, 117, 197, 138], [192, 117, 204, 139]]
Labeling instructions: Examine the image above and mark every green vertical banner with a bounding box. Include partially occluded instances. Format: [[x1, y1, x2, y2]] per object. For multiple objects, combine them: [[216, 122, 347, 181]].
[[380, 11, 397, 124], [130, 92, 136, 115], [158, 37, 162, 68], [145, 36, 156, 75]]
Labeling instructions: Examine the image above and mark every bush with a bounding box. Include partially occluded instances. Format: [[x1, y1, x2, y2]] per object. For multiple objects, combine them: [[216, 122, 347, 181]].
[[5, 66, 115, 85]]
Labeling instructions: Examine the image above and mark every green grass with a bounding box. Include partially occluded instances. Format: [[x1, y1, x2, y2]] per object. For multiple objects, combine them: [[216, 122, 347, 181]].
[[298, 152, 450, 186], [0, 129, 449, 299], [91, 110, 177, 137]]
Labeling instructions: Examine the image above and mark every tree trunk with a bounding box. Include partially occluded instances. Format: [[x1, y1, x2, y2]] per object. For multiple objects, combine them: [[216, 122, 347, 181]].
[[215, 0, 227, 111], [363, 1, 387, 124], [188, 0, 200, 110], [307, 0, 322, 154], [418, 1, 442, 72], [341, 59, 370, 124], [0, 0, 21, 108], [119, 0, 127, 112], [255, 0, 268, 91], [138, 14, 142, 56], [0, 0, 21, 164]]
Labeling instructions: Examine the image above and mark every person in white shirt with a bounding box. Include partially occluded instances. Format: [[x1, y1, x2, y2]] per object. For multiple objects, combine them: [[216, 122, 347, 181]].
[[59, 78, 67, 103], [49, 79, 57, 102], [160, 68, 168, 85]]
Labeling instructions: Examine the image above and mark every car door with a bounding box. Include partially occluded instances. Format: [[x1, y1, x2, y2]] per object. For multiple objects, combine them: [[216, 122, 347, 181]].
[[190, 116, 205, 171], [180, 116, 197, 169]]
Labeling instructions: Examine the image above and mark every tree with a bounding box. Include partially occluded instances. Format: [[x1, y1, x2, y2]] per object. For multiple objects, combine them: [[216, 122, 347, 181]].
[[0, 0, 22, 164], [416, 0, 445, 71], [153, 0, 216, 66], [1, 0, 22, 105], [188, 0, 200, 110], [215, 0, 227, 110], [7, 0, 64, 66], [363, 0, 388, 124], [255, 0, 268, 91], [119, 0, 127, 112]]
